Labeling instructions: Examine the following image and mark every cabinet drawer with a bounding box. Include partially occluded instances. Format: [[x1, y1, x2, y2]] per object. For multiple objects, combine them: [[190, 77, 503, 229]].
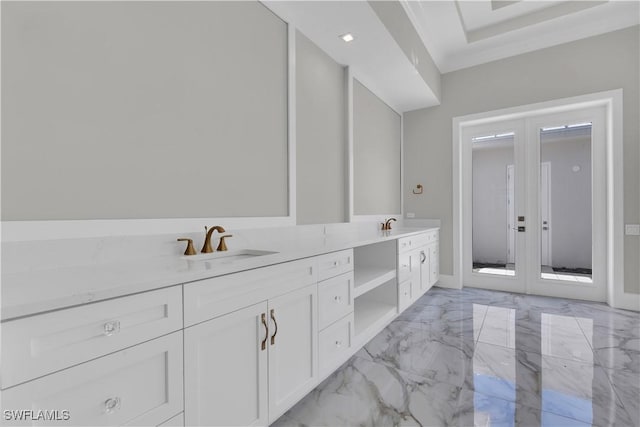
[[397, 236, 414, 253], [1, 286, 182, 389], [398, 231, 439, 254], [398, 280, 414, 312], [318, 272, 354, 330], [317, 249, 353, 282], [398, 235, 426, 253], [2, 332, 183, 427], [318, 313, 353, 376], [184, 258, 317, 326]]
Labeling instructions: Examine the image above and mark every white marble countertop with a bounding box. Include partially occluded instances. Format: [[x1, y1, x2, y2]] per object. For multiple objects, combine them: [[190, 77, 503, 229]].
[[1, 227, 438, 321]]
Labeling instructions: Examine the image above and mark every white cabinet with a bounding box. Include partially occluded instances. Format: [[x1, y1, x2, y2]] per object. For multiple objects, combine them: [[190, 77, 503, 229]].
[[267, 284, 318, 423], [1, 228, 439, 427], [2, 332, 183, 427], [398, 231, 439, 307], [184, 284, 318, 426], [184, 302, 268, 427]]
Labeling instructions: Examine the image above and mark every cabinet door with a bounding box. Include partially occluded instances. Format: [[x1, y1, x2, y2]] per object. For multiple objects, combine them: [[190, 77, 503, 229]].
[[267, 285, 318, 423], [184, 302, 268, 427], [428, 242, 439, 286]]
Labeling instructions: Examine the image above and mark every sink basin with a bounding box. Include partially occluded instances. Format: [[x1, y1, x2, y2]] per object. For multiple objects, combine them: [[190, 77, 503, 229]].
[[182, 249, 278, 264]]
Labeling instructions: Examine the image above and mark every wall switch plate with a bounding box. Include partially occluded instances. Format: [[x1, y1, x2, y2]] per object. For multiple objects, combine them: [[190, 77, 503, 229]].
[[406, 212, 415, 218], [625, 224, 640, 236]]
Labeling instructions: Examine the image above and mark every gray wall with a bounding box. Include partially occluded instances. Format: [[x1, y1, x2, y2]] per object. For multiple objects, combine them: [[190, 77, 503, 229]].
[[295, 32, 347, 224], [2, 1, 288, 220], [404, 26, 640, 293], [472, 135, 592, 269], [353, 79, 401, 215]]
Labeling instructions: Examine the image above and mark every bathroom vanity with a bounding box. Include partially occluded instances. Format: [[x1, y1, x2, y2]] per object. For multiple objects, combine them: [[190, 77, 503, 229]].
[[1, 225, 439, 426]]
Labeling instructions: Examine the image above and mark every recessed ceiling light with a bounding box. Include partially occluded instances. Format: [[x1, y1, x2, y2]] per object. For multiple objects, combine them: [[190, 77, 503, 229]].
[[339, 33, 355, 43]]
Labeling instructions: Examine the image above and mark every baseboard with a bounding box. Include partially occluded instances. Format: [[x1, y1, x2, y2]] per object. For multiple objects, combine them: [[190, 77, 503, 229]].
[[435, 274, 461, 289], [611, 292, 640, 312]]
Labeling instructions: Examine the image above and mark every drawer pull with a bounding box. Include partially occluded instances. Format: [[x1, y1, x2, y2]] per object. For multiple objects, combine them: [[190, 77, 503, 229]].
[[103, 320, 121, 336], [261, 313, 269, 351], [334, 296, 342, 303], [270, 309, 278, 346], [104, 397, 121, 414], [332, 261, 339, 267], [420, 251, 426, 264]]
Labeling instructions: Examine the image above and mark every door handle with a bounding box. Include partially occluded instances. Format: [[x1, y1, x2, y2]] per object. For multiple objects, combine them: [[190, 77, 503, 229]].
[[270, 309, 278, 346], [261, 313, 268, 351], [543, 226, 549, 230]]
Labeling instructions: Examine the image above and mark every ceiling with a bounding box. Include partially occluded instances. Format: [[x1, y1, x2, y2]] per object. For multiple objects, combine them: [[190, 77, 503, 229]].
[[263, 1, 639, 112], [401, 0, 640, 73], [263, 1, 439, 112]]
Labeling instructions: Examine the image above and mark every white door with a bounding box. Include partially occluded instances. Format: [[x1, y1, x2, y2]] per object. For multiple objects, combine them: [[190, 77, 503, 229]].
[[463, 119, 527, 293], [267, 284, 318, 423], [184, 301, 269, 427], [463, 106, 607, 301], [526, 108, 606, 301]]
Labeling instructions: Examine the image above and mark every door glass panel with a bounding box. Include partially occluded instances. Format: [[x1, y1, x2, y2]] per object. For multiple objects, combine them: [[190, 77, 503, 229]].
[[539, 123, 593, 283], [472, 132, 516, 276]]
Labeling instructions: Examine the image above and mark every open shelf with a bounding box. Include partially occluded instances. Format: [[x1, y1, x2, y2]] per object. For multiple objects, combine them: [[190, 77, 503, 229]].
[[354, 298, 396, 338], [354, 298, 396, 336], [354, 267, 397, 298]]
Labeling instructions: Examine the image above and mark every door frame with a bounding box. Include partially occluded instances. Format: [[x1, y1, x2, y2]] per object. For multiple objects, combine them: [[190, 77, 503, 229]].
[[452, 89, 636, 309]]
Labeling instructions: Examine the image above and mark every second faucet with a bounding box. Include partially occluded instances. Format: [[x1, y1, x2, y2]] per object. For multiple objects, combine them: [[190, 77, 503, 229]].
[[201, 226, 226, 253]]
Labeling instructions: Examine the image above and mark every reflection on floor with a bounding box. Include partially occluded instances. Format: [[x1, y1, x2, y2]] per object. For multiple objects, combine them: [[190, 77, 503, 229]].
[[273, 288, 639, 427], [472, 263, 593, 283]]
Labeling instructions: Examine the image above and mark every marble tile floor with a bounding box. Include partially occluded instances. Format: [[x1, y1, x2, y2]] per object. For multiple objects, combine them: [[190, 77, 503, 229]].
[[273, 287, 640, 427]]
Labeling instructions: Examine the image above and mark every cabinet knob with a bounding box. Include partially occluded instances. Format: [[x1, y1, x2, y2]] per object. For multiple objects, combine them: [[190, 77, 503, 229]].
[[103, 320, 120, 336], [334, 296, 342, 303], [335, 340, 342, 348], [104, 397, 121, 414], [333, 261, 339, 267]]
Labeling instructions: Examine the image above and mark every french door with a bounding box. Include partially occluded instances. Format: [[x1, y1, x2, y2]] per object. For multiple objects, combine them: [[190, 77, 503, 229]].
[[462, 106, 607, 301]]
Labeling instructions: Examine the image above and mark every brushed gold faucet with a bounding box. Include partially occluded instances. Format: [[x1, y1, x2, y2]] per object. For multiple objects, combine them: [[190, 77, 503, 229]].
[[216, 235, 233, 252], [202, 226, 226, 253], [177, 238, 197, 255], [381, 218, 397, 231]]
